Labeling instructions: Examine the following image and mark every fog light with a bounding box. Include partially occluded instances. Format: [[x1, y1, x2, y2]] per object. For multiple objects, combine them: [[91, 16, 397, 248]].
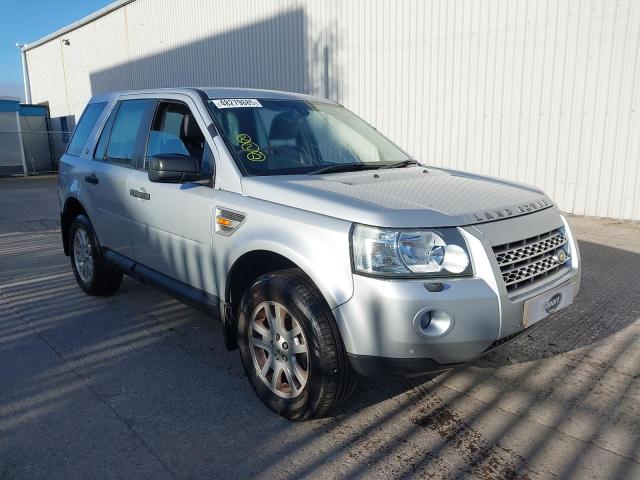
[[418, 311, 432, 330], [413, 308, 453, 338]]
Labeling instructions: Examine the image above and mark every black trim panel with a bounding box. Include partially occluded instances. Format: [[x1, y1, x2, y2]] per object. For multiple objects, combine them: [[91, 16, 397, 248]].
[[103, 248, 219, 318], [103, 249, 135, 271], [347, 353, 461, 378], [60, 213, 68, 255]]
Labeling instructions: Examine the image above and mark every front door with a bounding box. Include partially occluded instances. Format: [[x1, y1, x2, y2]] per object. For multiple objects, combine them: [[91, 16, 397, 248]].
[[126, 98, 218, 295]]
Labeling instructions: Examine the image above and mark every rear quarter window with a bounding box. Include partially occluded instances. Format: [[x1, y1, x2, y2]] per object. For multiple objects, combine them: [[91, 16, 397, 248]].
[[66, 102, 107, 157]]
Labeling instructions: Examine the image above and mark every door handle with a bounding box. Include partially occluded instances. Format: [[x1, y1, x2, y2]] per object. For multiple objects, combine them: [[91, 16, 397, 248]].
[[129, 188, 151, 200], [84, 174, 99, 185]]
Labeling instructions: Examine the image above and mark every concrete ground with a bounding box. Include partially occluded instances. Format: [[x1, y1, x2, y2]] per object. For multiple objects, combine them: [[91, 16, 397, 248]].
[[0, 175, 638, 480]]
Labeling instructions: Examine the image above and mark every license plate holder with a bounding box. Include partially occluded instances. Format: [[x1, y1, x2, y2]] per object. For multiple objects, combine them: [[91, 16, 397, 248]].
[[522, 283, 575, 328]]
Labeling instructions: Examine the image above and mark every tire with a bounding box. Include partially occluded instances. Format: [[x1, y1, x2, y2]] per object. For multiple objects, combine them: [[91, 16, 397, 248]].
[[69, 214, 123, 296], [237, 269, 356, 420]]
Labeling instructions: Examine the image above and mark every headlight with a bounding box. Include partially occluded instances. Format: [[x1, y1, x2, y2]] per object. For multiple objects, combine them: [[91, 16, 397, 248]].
[[351, 224, 472, 277]]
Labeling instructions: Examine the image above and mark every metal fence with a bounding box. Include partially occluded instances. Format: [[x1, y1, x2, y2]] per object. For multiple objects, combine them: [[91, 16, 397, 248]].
[[0, 131, 70, 176]]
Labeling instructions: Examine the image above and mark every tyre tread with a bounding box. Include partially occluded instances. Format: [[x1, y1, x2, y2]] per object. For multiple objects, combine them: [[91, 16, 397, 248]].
[[262, 269, 356, 419]]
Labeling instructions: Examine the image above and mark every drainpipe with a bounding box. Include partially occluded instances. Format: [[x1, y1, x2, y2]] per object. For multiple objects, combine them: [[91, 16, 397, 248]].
[[15, 44, 30, 176], [16, 43, 32, 104]]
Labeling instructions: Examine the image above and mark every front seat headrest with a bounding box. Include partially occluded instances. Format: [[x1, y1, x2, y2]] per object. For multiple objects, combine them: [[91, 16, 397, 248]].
[[269, 111, 302, 141], [181, 113, 203, 142]]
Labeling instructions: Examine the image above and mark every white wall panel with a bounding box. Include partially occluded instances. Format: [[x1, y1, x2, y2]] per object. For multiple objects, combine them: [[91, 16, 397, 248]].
[[26, 0, 640, 220]]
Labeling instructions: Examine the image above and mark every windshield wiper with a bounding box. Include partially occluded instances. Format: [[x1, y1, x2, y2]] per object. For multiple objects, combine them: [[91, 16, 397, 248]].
[[308, 163, 382, 175], [380, 159, 421, 169], [309, 159, 420, 175]]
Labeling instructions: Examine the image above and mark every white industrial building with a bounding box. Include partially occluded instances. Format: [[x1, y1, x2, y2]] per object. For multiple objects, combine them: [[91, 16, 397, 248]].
[[21, 0, 640, 220]]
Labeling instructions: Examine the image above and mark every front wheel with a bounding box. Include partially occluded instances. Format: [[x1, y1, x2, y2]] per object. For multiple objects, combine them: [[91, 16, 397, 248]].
[[237, 269, 356, 420]]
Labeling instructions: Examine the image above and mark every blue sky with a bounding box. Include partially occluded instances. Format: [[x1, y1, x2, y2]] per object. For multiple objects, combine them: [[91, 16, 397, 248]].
[[0, 0, 112, 100]]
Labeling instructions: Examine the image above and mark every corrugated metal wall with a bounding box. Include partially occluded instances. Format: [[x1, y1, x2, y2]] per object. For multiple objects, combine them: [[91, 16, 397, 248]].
[[0, 110, 24, 175], [26, 0, 640, 220]]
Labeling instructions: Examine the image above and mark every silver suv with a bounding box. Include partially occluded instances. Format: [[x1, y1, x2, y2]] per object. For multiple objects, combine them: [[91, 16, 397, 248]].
[[59, 88, 581, 420]]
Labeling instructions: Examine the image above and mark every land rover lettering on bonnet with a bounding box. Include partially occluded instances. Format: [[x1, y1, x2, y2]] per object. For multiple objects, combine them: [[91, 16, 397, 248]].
[[471, 199, 551, 223], [58, 87, 581, 420]]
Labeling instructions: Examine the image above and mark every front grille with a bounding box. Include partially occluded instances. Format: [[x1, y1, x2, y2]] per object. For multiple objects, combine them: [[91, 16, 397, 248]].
[[493, 229, 570, 295]]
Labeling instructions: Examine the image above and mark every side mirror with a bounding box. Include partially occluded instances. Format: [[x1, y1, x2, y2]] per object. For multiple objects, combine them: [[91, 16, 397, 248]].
[[148, 154, 204, 183]]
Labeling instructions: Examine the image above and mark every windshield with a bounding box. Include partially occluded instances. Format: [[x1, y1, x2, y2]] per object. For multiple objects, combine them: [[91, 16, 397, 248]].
[[208, 98, 413, 176]]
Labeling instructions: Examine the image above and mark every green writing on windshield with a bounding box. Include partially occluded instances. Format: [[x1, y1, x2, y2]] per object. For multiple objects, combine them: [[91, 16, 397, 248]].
[[237, 134, 266, 162]]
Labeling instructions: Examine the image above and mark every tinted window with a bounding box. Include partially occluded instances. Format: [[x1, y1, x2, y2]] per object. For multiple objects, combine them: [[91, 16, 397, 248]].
[[66, 102, 106, 157], [106, 100, 153, 167], [145, 102, 212, 175]]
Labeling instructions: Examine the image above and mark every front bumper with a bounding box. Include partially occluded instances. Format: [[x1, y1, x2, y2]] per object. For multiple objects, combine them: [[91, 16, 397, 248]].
[[333, 210, 581, 377], [347, 353, 463, 378]]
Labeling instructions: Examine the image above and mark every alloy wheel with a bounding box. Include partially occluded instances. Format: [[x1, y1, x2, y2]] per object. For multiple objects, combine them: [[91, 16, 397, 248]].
[[73, 227, 94, 283], [248, 301, 309, 398]]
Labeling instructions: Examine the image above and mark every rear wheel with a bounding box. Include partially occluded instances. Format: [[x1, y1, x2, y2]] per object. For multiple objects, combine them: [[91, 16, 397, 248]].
[[238, 269, 356, 420], [69, 214, 123, 296]]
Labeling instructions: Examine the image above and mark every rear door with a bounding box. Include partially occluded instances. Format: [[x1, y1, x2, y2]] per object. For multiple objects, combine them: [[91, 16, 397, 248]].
[[59, 100, 107, 214], [126, 96, 219, 294], [86, 98, 155, 258]]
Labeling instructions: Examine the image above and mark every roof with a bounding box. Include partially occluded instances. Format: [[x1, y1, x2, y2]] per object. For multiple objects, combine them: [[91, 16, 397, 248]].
[[88, 87, 332, 104], [22, 0, 136, 52], [199, 87, 330, 103]]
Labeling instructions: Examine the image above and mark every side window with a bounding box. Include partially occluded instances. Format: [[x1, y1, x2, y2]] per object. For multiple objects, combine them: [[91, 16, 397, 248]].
[[66, 102, 107, 157], [104, 99, 154, 167], [145, 101, 212, 175], [93, 105, 117, 161]]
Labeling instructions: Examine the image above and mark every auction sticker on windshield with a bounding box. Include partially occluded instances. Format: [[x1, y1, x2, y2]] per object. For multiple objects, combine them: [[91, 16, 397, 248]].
[[212, 99, 262, 108]]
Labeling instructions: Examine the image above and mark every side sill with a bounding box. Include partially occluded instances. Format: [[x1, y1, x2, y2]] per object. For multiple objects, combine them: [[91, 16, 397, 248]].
[[103, 248, 220, 319], [103, 249, 135, 271]]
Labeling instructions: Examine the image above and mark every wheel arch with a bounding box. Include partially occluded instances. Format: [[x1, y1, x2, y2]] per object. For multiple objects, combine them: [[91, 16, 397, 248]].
[[222, 250, 297, 350], [61, 197, 88, 256], [222, 248, 347, 351]]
